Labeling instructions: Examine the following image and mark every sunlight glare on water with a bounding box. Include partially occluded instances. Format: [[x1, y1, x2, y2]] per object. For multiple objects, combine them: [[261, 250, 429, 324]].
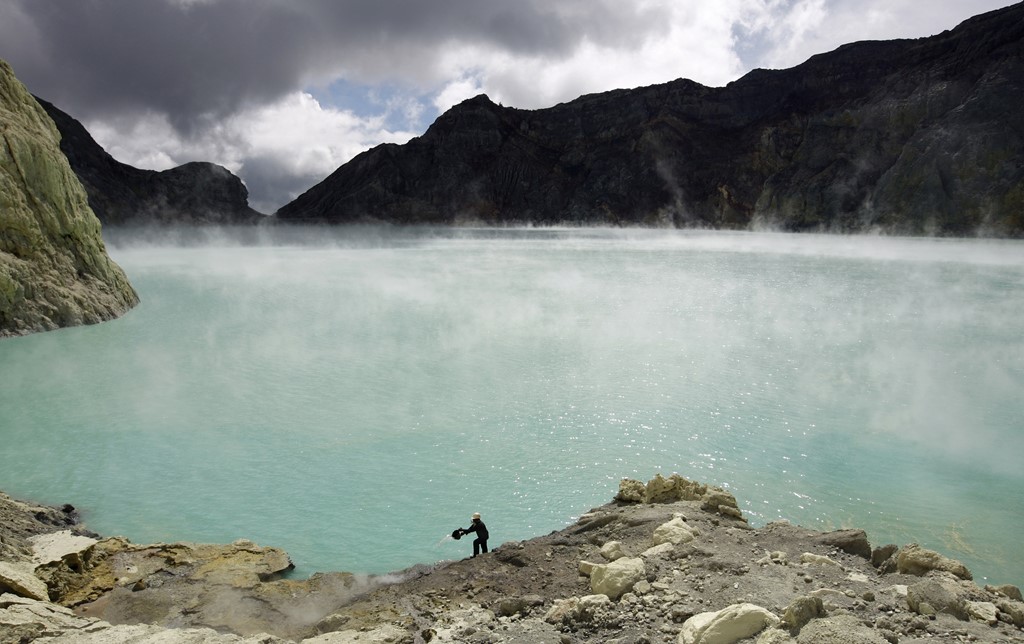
[[1, 227, 1022, 584]]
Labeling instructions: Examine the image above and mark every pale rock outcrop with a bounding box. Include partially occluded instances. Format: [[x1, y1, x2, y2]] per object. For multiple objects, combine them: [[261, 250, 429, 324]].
[[642, 542, 676, 559], [29, 529, 98, 567], [653, 515, 698, 546], [0, 561, 48, 600], [895, 543, 972, 580], [615, 475, 746, 521], [679, 603, 780, 644], [303, 623, 412, 643], [799, 553, 841, 568], [966, 600, 999, 625], [781, 595, 825, 634], [600, 540, 626, 561], [0, 59, 137, 337], [589, 557, 646, 600], [615, 479, 647, 503]]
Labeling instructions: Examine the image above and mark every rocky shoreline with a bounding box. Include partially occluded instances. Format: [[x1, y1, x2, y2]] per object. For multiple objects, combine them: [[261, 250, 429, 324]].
[[2, 475, 1022, 643]]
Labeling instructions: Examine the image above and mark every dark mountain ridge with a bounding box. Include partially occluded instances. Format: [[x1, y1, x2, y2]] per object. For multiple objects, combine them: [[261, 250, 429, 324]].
[[36, 98, 264, 226], [276, 3, 1024, 236]]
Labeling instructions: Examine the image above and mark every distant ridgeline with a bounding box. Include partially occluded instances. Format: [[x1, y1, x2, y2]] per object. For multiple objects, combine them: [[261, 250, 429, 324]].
[[36, 98, 263, 226], [277, 3, 1024, 237]]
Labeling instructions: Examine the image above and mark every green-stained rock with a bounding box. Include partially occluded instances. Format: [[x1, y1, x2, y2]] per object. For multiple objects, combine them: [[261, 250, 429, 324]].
[[0, 59, 138, 337]]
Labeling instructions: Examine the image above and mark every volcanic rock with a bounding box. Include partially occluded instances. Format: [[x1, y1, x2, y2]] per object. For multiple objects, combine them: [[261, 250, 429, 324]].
[[0, 59, 138, 338], [35, 98, 264, 226], [277, 4, 1024, 237]]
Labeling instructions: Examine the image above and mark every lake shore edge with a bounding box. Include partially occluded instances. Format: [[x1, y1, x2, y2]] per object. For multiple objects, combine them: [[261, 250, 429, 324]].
[[2, 475, 1023, 643]]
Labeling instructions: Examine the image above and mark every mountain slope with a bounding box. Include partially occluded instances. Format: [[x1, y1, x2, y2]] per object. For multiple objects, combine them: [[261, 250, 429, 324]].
[[36, 98, 264, 226], [277, 3, 1024, 236]]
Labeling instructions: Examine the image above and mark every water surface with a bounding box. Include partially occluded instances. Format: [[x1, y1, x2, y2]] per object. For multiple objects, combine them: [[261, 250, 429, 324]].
[[1, 227, 1021, 583]]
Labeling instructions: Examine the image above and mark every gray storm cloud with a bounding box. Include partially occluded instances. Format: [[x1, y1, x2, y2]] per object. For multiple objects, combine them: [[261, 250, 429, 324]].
[[0, 0, 666, 130]]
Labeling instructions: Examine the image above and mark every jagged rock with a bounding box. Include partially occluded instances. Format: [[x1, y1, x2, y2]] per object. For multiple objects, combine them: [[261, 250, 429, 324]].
[[0, 59, 138, 338], [906, 576, 970, 620], [589, 557, 646, 600], [794, 614, 889, 644], [701, 489, 742, 520], [996, 599, 1024, 626], [816, 530, 871, 559], [36, 98, 264, 226], [679, 603, 780, 644], [781, 596, 824, 634], [966, 601, 999, 625], [986, 583, 1023, 601], [896, 543, 972, 580], [276, 4, 1024, 238], [0, 561, 48, 600], [616, 479, 647, 503], [871, 544, 898, 569]]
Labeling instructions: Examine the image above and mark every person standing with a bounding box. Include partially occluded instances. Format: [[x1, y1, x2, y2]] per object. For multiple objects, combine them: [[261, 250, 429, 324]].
[[458, 512, 489, 557]]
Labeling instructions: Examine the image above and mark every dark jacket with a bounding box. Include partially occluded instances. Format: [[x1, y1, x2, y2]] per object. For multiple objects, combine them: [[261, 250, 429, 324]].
[[464, 518, 489, 540]]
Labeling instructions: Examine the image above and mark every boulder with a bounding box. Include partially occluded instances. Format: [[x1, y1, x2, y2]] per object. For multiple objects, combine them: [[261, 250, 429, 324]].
[[996, 599, 1024, 627], [0, 561, 48, 600], [679, 603, 780, 644], [906, 577, 970, 620], [986, 583, 1023, 601], [701, 489, 742, 519], [600, 540, 626, 561], [653, 516, 698, 546], [965, 601, 999, 625], [816, 529, 871, 559], [896, 543, 972, 580], [781, 596, 825, 634], [590, 557, 646, 601]]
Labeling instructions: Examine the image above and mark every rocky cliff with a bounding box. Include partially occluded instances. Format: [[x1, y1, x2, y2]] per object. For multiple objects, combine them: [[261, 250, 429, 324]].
[[0, 60, 138, 338], [36, 98, 264, 226], [277, 3, 1024, 237]]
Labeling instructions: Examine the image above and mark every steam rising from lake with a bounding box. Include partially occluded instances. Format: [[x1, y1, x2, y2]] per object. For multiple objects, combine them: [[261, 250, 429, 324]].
[[1, 227, 1021, 584]]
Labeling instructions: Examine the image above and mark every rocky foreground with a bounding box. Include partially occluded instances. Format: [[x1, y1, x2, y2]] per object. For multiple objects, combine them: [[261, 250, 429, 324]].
[[2, 476, 1023, 644]]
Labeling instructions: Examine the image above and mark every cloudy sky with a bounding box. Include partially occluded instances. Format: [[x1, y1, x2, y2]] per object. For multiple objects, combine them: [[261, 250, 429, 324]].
[[0, 0, 1012, 213]]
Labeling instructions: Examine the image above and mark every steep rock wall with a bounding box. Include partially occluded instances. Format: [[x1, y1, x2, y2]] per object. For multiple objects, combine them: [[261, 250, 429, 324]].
[[0, 59, 138, 338], [36, 98, 264, 226], [277, 3, 1024, 237]]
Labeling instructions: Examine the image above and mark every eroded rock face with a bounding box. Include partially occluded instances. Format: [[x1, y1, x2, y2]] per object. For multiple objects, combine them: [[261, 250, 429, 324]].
[[276, 4, 1024, 237], [36, 97, 264, 226], [0, 59, 138, 337]]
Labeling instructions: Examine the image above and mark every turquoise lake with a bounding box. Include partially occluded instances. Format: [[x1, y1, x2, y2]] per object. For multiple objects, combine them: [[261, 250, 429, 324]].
[[1, 227, 1022, 584]]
